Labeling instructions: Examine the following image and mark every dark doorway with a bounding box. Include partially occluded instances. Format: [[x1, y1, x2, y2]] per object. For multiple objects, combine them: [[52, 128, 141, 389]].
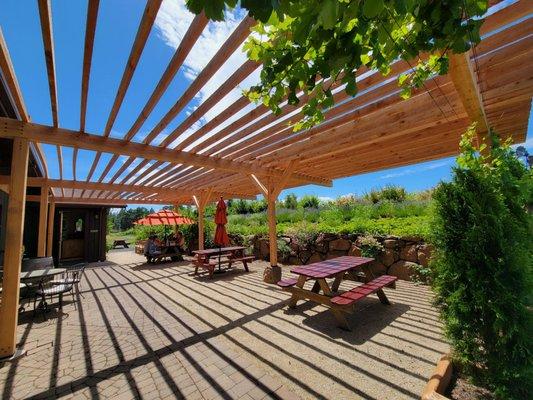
[[53, 206, 107, 264]]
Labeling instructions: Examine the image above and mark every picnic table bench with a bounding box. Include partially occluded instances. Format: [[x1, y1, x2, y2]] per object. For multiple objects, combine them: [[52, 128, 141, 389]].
[[193, 246, 254, 279], [112, 239, 129, 248], [277, 256, 397, 330], [146, 245, 183, 263]]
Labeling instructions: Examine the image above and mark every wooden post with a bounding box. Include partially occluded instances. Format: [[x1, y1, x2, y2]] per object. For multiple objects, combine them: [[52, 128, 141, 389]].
[[267, 191, 278, 268], [197, 201, 205, 251], [37, 184, 48, 257], [250, 162, 296, 283], [193, 189, 212, 251], [0, 137, 29, 359], [46, 198, 55, 256]]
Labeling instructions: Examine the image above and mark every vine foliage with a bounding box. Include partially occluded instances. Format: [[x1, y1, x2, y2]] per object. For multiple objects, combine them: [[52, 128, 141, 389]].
[[186, 0, 488, 130]]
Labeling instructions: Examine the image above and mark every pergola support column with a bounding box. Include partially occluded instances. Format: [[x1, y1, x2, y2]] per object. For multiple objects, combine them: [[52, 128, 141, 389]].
[[46, 198, 55, 257], [250, 162, 295, 283], [37, 184, 48, 257], [192, 188, 213, 251], [0, 137, 29, 360]]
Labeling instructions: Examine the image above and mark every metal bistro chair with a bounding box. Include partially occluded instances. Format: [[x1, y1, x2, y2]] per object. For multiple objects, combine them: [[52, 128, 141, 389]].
[[33, 279, 73, 316], [53, 263, 87, 297]]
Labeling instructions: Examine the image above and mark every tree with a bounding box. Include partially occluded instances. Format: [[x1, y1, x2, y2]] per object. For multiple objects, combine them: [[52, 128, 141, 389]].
[[186, 0, 488, 130], [112, 207, 151, 231], [299, 195, 319, 209], [431, 127, 532, 398], [283, 193, 298, 209]]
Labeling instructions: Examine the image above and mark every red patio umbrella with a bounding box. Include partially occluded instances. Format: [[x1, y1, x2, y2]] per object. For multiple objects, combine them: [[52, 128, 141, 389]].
[[135, 210, 194, 245], [135, 210, 194, 226], [214, 197, 230, 272]]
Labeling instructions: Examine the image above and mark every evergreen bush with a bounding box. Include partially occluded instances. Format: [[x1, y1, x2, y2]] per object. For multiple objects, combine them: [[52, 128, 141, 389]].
[[431, 127, 532, 399]]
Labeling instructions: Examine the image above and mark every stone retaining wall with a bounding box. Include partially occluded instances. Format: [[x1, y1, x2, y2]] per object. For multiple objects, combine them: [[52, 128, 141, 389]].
[[230, 233, 432, 282]]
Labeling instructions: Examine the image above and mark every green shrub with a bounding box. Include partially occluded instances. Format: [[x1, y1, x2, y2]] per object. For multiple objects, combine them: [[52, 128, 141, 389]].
[[283, 193, 298, 209], [431, 127, 532, 399], [365, 185, 407, 203], [299, 195, 320, 209], [358, 235, 383, 258]]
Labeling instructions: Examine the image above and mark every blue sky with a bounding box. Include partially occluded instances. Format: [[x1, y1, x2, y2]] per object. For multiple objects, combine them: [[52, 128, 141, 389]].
[[1, 0, 531, 208]]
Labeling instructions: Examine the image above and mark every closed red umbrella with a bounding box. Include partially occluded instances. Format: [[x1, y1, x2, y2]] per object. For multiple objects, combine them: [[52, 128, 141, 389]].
[[214, 198, 230, 247]]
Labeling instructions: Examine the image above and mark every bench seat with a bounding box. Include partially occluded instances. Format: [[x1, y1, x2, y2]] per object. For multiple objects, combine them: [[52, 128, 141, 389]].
[[331, 275, 397, 306], [229, 256, 255, 262], [193, 254, 253, 278], [277, 278, 298, 288]]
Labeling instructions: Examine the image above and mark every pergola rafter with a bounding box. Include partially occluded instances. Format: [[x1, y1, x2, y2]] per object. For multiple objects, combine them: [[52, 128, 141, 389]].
[[85, 0, 163, 184]]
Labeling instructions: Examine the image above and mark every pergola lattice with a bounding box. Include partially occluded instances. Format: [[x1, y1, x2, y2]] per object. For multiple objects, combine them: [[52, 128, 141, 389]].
[[0, 0, 531, 359]]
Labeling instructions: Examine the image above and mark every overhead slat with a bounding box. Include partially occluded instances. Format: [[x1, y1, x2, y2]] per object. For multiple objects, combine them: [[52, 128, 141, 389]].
[[37, 0, 61, 181], [96, 12, 208, 184], [84, 0, 163, 183], [75, 0, 100, 181]]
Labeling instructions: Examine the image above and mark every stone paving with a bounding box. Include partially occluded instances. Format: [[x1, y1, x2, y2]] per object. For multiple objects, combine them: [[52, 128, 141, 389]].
[[0, 250, 448, 399]]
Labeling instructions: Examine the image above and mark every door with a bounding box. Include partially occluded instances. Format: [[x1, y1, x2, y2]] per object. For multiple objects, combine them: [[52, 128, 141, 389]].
[[86, 210, 101, 262]]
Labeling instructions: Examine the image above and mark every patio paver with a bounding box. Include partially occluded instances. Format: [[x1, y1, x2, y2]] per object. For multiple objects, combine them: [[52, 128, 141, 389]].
[[0, 250, 448, 399]]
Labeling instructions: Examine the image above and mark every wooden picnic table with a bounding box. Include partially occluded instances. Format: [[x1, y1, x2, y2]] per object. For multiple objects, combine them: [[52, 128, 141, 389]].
[[112, 239, 129, 248], [192, 246, 254, 278], [146, 244, 183, 263], [278, 256, 397, 330]]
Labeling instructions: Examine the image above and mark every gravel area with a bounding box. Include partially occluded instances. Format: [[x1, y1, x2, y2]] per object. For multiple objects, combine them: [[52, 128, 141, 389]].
[[0, 248, 447, 399]]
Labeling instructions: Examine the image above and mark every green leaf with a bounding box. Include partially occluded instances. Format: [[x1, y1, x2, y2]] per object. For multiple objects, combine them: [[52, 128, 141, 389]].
[[363, 0, 384, 18], [318, 0, 338, 29]]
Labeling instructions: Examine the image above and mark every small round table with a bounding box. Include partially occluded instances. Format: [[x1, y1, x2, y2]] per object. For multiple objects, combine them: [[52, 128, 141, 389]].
[[19, 268, 66, 281]]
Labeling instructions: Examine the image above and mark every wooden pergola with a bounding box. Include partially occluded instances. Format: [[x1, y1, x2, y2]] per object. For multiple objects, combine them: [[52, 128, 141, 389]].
[[0, 0, 531, 359]]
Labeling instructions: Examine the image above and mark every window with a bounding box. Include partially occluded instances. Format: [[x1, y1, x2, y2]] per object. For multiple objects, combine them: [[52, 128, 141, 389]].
[[75, 218, 83, 232]]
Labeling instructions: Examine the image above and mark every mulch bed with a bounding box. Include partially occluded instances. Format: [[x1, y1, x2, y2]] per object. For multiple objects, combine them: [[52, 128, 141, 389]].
[[446, 371, 496, 400]]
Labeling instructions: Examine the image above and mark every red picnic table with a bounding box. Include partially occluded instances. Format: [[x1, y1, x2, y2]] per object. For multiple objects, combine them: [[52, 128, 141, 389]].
[[277, 256, 397, 330], [192, 246, 255, 279]]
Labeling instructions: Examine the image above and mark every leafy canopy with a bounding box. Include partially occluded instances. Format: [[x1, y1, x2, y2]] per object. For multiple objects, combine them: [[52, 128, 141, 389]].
[[186, 0, 488, 130]]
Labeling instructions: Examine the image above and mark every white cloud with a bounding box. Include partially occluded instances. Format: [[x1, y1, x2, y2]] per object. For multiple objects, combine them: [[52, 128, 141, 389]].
[[512, 136, 533, 150], [154, 0, 260, 148], [379, 160, 453, 179]]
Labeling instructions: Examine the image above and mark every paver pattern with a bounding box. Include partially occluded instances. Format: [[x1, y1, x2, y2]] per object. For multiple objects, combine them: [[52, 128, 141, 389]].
[[0, 249, 448, 399]]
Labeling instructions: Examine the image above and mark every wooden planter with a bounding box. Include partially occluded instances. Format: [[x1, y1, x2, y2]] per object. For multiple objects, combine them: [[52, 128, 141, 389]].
[[421, 354, 453, 400]]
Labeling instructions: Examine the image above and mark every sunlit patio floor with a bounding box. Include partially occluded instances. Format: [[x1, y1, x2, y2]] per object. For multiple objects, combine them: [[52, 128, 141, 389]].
[[0, 249, 448, 399]]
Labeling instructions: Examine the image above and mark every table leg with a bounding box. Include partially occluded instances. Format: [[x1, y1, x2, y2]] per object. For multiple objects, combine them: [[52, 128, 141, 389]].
[[361, 264, 390, 305], [331, 308, 350, 330], [288, 275, 307, 308], [311, 281, 321, 293], [227, 251, 234, 269], [317, 279, 332, 296], [331, 273, 344, 292]]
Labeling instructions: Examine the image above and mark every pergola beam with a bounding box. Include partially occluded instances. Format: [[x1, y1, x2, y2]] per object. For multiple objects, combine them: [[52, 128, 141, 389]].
[[0, 118, 331, 187], [0, 175, 256, 202], [449, 51, 489, 135], [0, 28, 49, 178]]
